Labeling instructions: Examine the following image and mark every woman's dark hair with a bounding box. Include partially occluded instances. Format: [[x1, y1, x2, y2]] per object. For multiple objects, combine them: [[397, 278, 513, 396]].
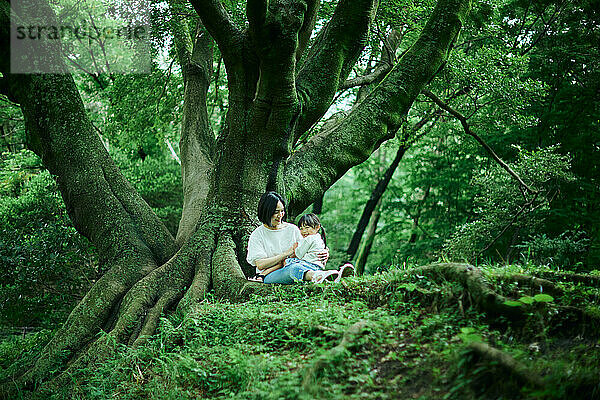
[[298, 213, 327, 247], [258, 191, 286, 227]]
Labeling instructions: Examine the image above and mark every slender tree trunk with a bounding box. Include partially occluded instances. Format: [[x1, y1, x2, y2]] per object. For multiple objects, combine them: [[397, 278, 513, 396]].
[[409, 185, 431, 243], [346, 144, 407, 260], [355, 197, 382, 274]]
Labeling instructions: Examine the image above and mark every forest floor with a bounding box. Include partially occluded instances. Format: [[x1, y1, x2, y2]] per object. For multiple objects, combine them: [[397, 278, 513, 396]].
[[1, 263, 599, 399]]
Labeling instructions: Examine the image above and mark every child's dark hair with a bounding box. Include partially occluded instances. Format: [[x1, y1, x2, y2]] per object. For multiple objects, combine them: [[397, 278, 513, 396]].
[[298, 213, 327, 247]]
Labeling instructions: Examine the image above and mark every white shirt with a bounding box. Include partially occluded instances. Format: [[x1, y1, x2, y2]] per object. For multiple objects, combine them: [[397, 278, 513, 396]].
[[246, 222, 302, 273], [295, 233, 325, 267]]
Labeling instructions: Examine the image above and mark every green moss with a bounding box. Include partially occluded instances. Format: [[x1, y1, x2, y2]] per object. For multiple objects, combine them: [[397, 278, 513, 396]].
[[3, 265, 599, 399]]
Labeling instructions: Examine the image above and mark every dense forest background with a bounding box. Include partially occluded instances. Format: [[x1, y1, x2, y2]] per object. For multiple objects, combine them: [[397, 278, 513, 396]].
[[1, 0, 599, 398]]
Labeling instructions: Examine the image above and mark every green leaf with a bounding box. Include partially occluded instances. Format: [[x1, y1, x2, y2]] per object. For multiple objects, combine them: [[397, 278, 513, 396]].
[[519, 296, 535, 305], [400, 283, 417, 292], [503, 300, 523, 307], [533, 294, 554, 303]]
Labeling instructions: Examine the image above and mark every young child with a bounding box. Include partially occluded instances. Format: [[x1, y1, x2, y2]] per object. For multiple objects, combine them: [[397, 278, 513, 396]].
[[287, 213, 327, 269], [289, 213, 353, 283], [292, 213, 355, 283]]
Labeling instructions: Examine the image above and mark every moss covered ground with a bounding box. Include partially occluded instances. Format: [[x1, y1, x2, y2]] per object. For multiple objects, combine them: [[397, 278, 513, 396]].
[[1, 264, 599, 399]]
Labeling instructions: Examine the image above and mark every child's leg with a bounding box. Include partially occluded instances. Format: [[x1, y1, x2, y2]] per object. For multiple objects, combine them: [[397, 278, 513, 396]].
[[263, 262, 313, 284]]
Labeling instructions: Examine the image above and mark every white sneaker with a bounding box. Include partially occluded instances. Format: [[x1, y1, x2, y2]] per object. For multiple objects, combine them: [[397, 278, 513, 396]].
[[311, 270, 339, 284], [334, 263, 356, 283]]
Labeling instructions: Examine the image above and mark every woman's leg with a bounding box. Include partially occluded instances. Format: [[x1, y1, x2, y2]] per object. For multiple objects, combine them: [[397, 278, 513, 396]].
[[263, 262, 318, 284]]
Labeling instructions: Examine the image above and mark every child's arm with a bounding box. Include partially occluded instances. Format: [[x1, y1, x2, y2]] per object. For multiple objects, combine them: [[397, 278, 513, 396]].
[[295, 236, 316, 260]]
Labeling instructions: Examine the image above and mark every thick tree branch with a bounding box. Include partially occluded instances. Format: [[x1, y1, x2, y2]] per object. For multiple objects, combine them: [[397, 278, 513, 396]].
[[284, 0, 472, 215], [243, 0, 318, 192], [246, 0, 268, 32], [1, 1, 176, 263], [295, 0, 378, 135], [188, 0, 242, 64], [296, 0, 320, 63], [176, 24, 217, 244], [422, 89, 535, 194]]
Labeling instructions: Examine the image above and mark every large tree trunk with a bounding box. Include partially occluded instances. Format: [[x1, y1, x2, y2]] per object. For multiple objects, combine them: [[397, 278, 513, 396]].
[[0, 0, 472, 392]]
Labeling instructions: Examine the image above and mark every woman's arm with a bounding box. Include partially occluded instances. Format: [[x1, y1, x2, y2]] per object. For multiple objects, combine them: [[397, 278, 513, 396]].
[[255, 246, 295, 271], [260, 262, 284, 276], [317, 248, 330, 265]]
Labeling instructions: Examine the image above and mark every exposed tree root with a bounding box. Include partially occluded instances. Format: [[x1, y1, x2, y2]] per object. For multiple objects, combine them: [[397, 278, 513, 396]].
[[302, 320, 369, 393], [408, 263, 528, 320], [534, 271, 600, 287], [466, 341, 545, 388], [15, 251, 159, 389], [495, 273, 564, 297], [5, 229, 220, 397], [211, 231, 275, 301]]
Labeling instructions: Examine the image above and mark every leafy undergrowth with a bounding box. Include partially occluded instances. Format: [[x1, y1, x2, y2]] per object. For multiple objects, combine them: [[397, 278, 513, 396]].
[[1, 264, 599, 399]]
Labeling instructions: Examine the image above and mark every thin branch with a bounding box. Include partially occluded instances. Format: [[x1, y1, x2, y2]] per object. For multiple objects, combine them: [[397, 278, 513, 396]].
[[520, 0, 566, 56], [297, 0, 320, 63], [478, 191, 541, 257], [339, 63, 392, 90], [340, 28, 401, 91], [422, 89, 535, 194]]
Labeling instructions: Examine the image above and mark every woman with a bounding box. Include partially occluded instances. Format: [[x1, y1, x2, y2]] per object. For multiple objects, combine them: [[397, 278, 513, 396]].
[[246, 192, 338, 284]]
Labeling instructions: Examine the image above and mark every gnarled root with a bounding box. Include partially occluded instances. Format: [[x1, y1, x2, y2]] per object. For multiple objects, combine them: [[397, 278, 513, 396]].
[[14, 249, 160, 391], [409, 263, 528, 320], [302, 320, 369, 393], [211, 231, 275, 302], [5, 229, 219, 397], [466, 341, 545, 388]]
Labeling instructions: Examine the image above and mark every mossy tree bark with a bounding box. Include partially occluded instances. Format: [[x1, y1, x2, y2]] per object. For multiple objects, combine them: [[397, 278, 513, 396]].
[[0, 0, 472, 391]]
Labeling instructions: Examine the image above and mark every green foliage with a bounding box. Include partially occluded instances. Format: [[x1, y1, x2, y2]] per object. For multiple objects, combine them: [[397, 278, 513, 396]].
[[517, 232, 589, 268], [0, 151, 98, 327], [503, 294, 554, 307], [2, 265, 598, 399], [112, 150, 182, 235], [80, 67, 185, 160], [443, 146, 574, 264]]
